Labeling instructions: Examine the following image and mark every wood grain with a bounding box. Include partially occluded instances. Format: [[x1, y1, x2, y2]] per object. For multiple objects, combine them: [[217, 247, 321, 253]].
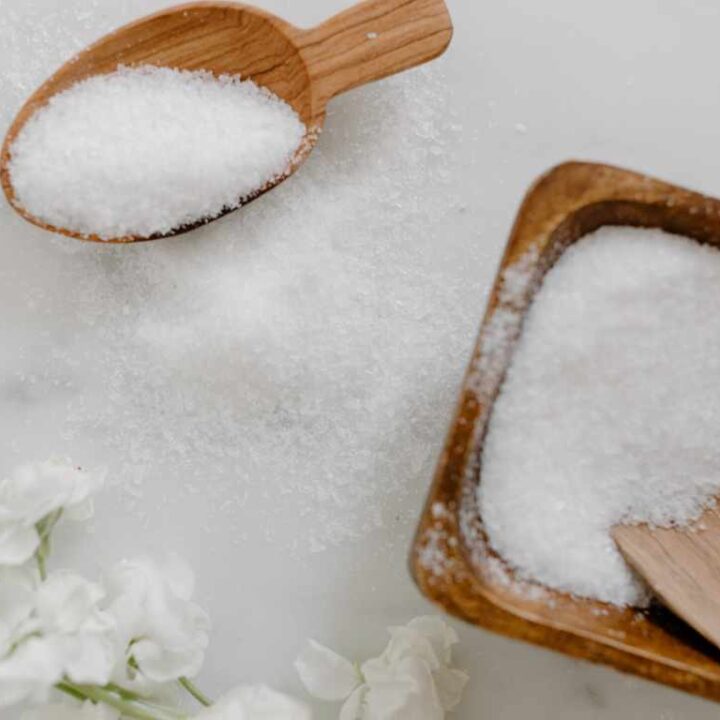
[[410, 161, 720, 703], [299, 0, 453, 107], [614, 507, 720, 651], [0, 0, 453, 243]]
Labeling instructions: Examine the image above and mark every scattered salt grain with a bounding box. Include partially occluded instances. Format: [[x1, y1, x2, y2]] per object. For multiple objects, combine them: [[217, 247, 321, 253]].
[[8, 65, 306, 239], [479, 227, 720, 606]]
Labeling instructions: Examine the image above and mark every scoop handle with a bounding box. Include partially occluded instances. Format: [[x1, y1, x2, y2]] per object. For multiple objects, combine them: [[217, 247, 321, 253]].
[[298, 0, 453, 106]]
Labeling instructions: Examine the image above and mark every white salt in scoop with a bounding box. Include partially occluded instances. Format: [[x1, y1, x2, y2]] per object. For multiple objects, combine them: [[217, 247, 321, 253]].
[[479, 227, 720, 607], [7, 66, 306, 240], [0, 0, 453, 242]]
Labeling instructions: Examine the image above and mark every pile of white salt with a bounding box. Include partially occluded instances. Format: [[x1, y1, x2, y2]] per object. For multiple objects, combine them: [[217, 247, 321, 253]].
[[8, 65, 306, 239], [480, 227, 720, 606]]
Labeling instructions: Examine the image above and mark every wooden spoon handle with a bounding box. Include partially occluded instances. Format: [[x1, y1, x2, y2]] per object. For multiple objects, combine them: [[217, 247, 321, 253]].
[[298, 0, 453, 106]]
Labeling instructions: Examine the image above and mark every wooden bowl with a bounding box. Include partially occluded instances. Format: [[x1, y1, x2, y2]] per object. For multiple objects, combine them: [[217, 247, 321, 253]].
[[410, 161, 720, 702]]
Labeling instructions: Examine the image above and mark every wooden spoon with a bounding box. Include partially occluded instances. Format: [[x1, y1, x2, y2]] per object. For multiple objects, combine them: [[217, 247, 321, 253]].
[[613, 506, 720, 649], [0, 0, 453, 243]]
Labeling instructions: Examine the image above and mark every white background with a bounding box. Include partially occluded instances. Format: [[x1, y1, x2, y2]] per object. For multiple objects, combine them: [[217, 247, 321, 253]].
[[3, 0, 720, 717]]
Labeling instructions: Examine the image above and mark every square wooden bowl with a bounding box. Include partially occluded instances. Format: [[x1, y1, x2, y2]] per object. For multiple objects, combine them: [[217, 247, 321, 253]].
[[410, 161, 720, 701]]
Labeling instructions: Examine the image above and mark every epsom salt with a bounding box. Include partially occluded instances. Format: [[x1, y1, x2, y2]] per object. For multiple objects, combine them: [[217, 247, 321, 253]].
[[8, 65, 306, 239], [479, 227, 720, 606]]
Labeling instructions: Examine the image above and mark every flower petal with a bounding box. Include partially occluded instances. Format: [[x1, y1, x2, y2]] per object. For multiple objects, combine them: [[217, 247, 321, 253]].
[[0, 577, 34, 634], [196, 685, 311, 720], [0, 636, 64, 707], [63, 498, 95, 523], [372, 627, 439, 673], [364, 656, 443, 720], [295, 639, 360, 701], [434, 666, 468, 711], [132, 637, 206, 683], [36, 572, 107, 633], [405, 617, 459, 665], [0, 524, 39, 566], [339, 686, 367, 720], [1, 460, 103, 524], [56, 633, 116, 686]]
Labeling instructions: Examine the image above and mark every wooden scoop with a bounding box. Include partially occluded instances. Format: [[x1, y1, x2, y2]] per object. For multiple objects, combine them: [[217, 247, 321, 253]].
[[0, 0, 453, 243], [613, 506, 720, 649]]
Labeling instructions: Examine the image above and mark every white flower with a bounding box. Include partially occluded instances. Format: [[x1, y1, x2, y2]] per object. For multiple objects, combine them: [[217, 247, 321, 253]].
[[103, 554, 210, 683], [21, 700, 119, 719], [34, 572, 117, 685], [0, 460, 103, 566], [296, 617, 468, 720], [0, 571, 116, 707], [195, 685, 311, 720]]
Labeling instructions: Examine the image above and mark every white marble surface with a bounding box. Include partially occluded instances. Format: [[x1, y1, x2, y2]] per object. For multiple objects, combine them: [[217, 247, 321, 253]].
[[3, 0, 720, 718]]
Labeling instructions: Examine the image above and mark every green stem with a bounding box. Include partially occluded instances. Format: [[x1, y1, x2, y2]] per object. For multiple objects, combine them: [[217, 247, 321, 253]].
[[37, 508, 63, 542], [179, 677, 213, 707], [105, 682, 149, 703], [36, 552, 47, 582], [57, 682, 187, 720], [353, 661, 365, 684], [34, 508, 63, 581], [56, 682, 86, 702]]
